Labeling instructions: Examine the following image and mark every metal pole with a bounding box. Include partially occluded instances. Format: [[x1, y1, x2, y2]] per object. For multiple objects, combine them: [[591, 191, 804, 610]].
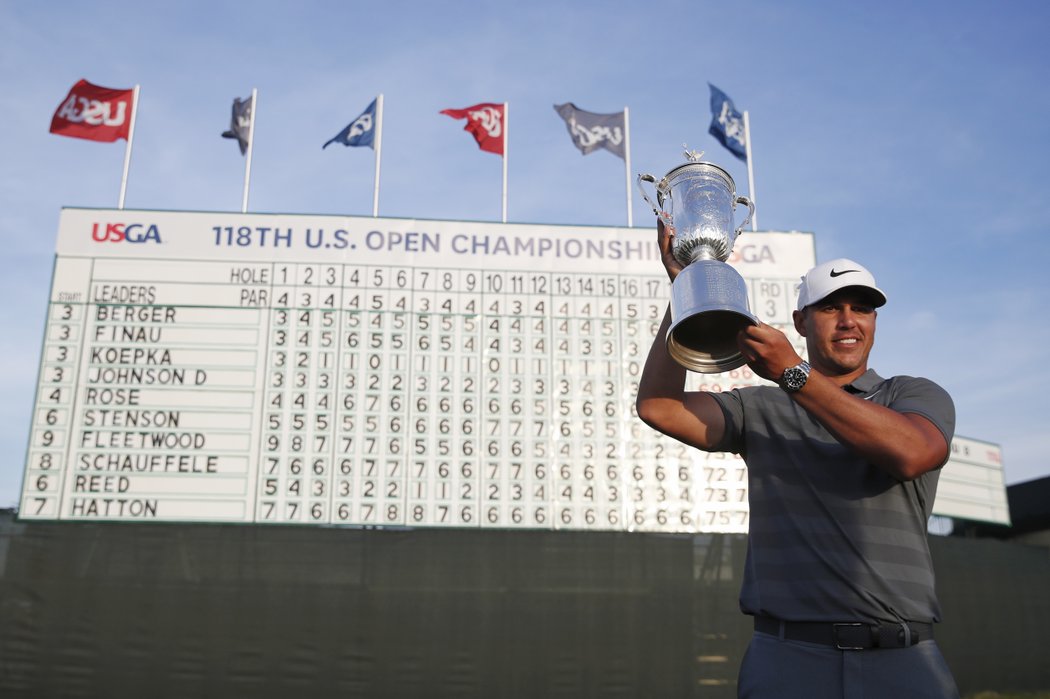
[[623, 106, 633, 227], [743, 110, 757, 231], [501, 102, 508, 223], [372, 94, 383, 217], [241, 88, 258, 214], [117, 85, 140, 210]]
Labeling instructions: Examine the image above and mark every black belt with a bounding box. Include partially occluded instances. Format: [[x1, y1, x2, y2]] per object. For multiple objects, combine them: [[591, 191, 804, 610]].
[[754, 615, 933, 650]]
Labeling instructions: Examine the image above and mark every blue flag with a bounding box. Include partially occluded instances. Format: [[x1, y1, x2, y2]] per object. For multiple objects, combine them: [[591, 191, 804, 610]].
[[323, 99, 377, 149], [708, 84, 747, 161]]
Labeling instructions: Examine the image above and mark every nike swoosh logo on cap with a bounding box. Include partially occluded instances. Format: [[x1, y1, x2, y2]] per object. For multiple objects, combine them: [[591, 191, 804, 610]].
[[829, 268, 860, 277]]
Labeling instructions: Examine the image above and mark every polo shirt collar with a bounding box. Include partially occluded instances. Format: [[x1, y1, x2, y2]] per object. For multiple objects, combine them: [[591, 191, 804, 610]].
[[842, 368, 883, 395]]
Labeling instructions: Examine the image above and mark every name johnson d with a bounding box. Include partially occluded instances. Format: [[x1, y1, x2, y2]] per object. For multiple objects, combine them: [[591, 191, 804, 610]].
[[85, 367, 206, 385]]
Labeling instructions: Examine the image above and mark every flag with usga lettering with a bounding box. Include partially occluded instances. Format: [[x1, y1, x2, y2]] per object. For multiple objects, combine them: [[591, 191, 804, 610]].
[[49, 79, 134, 142], [708, 83, 747, 161], [553, 103, 626, 159], [323, 98, 377, 150], [221, 95, 254, 155], [440, 103, 505, 155]]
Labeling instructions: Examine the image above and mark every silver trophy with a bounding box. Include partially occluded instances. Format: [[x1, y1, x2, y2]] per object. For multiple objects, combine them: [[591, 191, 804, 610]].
[[638, 148, 756, 373]]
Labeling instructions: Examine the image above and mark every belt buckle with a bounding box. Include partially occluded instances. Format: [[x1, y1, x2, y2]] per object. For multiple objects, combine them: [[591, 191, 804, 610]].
[[832, 623, 867, 650]]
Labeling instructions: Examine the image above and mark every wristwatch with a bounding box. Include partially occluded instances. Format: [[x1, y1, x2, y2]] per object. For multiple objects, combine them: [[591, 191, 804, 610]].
[[779, 361, 811, 393]]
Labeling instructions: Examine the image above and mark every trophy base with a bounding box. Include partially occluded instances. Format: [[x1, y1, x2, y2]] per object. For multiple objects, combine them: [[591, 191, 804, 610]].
[[667, 260, 758, 374]]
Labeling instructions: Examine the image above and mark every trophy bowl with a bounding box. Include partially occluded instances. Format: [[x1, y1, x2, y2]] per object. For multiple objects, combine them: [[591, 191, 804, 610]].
[[638, 150, 757, 373]]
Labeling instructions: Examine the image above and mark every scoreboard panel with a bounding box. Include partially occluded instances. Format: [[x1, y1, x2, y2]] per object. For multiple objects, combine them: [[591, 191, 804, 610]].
[[22, 210, 815, 530], [32, 209, 1009, 531]]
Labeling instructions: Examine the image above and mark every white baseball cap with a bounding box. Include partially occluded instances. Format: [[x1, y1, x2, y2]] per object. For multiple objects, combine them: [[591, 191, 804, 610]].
[[796, 258, 887, 311]]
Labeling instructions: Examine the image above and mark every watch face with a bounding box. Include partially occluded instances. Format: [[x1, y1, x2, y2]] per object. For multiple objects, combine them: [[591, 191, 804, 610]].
[[781, 363, 809, 392]]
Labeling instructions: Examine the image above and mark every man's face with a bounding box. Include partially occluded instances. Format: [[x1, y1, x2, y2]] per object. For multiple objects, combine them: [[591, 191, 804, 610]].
[[792, 289, 878, 379]]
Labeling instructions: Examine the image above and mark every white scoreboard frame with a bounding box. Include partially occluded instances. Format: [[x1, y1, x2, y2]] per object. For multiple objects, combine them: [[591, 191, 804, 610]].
[[19, 208, 1008, 529]]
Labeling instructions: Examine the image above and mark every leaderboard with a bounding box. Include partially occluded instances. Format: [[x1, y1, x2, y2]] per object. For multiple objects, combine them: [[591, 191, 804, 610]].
[[21, 209, 815, 532]]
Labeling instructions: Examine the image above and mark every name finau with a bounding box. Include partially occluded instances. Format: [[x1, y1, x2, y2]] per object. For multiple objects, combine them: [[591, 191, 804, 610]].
[[94, 325, 162, 342]]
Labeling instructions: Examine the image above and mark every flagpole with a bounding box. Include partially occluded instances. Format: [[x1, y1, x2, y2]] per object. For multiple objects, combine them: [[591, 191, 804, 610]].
[[241, 88, 258, 214], [117, 85, 140, 210], [743, 110, 757, 232], [623, 106, 633, 227], [501, 102, 508, 223], [372, 94, 384, 217]]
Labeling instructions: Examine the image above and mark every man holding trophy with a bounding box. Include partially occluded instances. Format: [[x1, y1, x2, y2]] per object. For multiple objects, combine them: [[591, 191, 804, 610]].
[[636, 152, 959, 697]]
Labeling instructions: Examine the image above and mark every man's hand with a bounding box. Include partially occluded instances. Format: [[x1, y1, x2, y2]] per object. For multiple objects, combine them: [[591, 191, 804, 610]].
[[737, 322, 804, 383], [657, 219, 685, 282]]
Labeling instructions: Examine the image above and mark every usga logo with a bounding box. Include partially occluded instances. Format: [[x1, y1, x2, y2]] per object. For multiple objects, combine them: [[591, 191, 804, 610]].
[[91, 222, 163, 244]]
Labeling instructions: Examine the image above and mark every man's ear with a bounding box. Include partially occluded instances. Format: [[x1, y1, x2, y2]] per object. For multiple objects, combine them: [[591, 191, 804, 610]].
[[792, 309, 806, 337]]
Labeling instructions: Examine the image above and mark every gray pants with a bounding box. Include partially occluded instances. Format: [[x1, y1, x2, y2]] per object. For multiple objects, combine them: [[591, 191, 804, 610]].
[[738, 632, 960, 699]]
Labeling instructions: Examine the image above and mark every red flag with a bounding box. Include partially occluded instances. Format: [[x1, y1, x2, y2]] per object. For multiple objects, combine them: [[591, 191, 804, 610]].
[[440, 103, 505, 155], [49, 79, 134, 142]]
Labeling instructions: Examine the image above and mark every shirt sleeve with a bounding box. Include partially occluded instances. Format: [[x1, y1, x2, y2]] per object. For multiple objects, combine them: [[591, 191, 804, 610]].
[[708, 389, 747, 455], [885, 376, 956, 464]]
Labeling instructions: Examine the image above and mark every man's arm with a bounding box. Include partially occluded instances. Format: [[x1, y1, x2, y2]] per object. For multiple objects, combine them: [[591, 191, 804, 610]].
[[737, 323, 950, 481], [635, 220, 728, 451], [793, 373, 949, 481], [636, 308, 728, 451]]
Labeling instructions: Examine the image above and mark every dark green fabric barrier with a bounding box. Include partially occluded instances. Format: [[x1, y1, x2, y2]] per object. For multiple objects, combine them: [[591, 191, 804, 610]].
[[0, 512, 1046, 697]]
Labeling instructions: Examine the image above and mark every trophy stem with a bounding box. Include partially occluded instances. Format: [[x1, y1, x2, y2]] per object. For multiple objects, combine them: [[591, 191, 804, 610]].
[[689, 247, 720, 263]]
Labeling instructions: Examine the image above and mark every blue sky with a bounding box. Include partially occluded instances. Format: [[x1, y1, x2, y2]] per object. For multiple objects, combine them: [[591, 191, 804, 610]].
[[1, 0, 1048, 507]]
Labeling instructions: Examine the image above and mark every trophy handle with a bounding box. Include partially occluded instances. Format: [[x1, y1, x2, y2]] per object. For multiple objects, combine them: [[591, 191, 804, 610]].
[[734, 195, 755, 235], [637, 174, 673, 226]]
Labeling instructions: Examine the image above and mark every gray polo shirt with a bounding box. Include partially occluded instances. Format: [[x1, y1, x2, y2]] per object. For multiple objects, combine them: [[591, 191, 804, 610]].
[[709, 369, 955, 624]]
